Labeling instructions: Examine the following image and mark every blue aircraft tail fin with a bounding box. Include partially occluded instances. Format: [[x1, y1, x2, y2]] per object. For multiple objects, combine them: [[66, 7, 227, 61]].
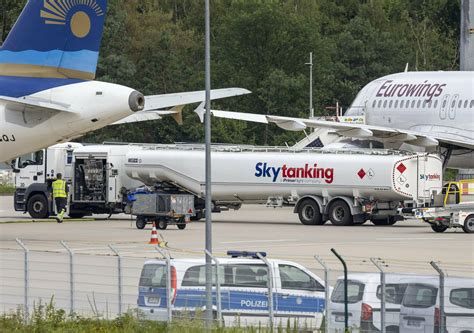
[[0, 0, 107, 80]]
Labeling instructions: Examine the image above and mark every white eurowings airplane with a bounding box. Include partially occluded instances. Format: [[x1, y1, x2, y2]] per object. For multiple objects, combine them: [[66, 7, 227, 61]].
[[0, 0, 249, 163], [206, 71, 474, 169]]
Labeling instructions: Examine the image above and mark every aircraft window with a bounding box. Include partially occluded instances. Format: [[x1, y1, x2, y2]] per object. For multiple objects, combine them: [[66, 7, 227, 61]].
[[442, 100, 447, 108], [451, 99, 456, 108], [383, 100, 387, 108], [458, 100, 463, 108], [389, 100, 393, 108], [378, 100, 382, 108], [464, 100, 468, 108], [422, 100, 427, 108], [417, 100, 421, 108], [411, 100, 416, 108], [400, 100, 404, 108], [372, 100, 376, 108], [434, 100, 438, 108], [428, 100, 432, 108], [394, 100, 399, 108], [471, 100, 474, 108]]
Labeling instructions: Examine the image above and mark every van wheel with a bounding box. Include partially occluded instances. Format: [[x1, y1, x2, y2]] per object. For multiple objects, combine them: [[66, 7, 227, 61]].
[[328, 200, 353, 226], [27, 194, 49, 219], [431, 224, 448, 233], [136, 217, 146, 229], [462, 215, 474, 233], [157, 219, 167, 230], [298, 199, 324, 225]]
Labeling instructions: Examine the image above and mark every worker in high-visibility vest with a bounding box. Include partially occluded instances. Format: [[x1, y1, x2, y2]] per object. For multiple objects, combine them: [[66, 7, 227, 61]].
[[52, 173, 68, 223]]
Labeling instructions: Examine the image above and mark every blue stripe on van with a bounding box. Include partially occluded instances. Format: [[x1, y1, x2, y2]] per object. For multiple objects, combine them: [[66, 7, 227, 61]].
[[138, 288, 325, 314]]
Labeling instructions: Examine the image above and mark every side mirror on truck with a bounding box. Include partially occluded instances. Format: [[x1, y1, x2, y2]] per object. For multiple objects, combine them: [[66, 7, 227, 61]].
[[10, 160, 20, 173]]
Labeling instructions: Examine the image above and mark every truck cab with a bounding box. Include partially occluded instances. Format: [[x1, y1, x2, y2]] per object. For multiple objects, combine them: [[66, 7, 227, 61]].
[[13, 143, 142, 219], [13, 143, 81, 218]]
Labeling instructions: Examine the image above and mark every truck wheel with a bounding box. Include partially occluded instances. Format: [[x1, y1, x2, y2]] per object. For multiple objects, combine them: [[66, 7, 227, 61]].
[[431, 224, 448, 233], [462, 214, 474, 233], [177, 223, 186, 230], [297, 199, 324, 225], [157, 219, 168, 230], [328, 200, 353, 226], [27, 194, 49, 219], [136, 217, 146, 229]]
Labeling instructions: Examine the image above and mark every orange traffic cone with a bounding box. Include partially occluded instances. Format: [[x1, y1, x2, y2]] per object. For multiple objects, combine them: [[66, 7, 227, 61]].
[[149, 222, 160, 245]]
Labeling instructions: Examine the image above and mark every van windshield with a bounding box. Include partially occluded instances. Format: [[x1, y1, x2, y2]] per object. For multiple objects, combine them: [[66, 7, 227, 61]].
[[377, 284, 408, 305], [139, 264, 166, 287], [403, 284, 437, 308], [450, 288, 474, 309], [331, 280, 365, 304]]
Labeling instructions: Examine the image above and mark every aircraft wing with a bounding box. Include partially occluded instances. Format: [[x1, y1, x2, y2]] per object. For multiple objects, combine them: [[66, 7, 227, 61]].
[[112, 88, 251, 126], [0, 95, 73, 113], [209, 110, 474, 150], [143, 88, 251, 111], [112, 110, 178, 125]]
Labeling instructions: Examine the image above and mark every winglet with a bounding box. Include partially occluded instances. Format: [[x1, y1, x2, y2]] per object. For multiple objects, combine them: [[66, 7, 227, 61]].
[[194, 101, 206, 123]]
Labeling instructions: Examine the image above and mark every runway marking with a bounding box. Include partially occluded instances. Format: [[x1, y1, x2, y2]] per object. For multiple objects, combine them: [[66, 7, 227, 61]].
[[220, 239, 298, 244]]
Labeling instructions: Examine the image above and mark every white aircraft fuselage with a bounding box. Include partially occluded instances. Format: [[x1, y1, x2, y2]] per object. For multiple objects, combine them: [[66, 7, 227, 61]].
[[346, 71, 474, 168], [0, 81, 140, 162]]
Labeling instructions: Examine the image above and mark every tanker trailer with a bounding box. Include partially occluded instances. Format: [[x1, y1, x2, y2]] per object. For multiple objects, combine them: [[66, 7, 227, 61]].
[[124, 146, 443, 226]]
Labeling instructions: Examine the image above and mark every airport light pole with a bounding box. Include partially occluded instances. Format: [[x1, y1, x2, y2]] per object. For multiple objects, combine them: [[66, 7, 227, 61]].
[[305, 52, 314, 119], [204, 0, 213, 329]]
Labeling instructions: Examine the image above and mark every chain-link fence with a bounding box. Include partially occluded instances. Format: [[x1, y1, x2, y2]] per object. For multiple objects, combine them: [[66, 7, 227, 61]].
[[1, 239, 473, 332]]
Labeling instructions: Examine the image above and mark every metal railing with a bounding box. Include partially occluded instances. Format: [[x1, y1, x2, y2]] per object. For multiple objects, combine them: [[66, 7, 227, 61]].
[[1, 240, 472, 332]]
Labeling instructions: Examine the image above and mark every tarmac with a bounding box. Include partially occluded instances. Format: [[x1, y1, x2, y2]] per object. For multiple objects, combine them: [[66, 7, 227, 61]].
[[1, 195, 473, 276]]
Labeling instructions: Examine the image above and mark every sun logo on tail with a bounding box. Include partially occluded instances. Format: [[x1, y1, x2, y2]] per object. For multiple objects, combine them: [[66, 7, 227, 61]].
[[40, 0, 104, 39]]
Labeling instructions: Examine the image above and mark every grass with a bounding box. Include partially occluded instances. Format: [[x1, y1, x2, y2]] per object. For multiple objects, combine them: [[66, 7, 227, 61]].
[[0, 298, 309, 333], [0, 184, 15, 195]]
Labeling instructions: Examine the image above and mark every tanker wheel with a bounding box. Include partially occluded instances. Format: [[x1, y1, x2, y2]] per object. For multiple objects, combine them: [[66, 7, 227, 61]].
[[462, 214, 474, 233], [431, 224, 448, 233], [328, 200, 353, 226], [157, 219, 168, 230], [190, 211, 203, 221], [298, 199, 324, 225], [371, 217, 397, 226], [27, 194, 49, 219], [136, 217, 146, 229]]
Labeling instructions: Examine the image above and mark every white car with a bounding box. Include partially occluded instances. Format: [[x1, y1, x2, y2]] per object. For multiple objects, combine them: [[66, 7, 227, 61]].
[[137, 251, 328, 328], [400, 277, 474, 333], [329, 273, 433, 332]]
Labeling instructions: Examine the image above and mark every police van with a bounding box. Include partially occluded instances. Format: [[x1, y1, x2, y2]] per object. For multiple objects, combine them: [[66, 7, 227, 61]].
[[137, 251, 328, 328]]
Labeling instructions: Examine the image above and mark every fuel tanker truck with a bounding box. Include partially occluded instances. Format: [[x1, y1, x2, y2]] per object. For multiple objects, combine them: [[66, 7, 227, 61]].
[[124, 145, 443, 226], [13, 143, 443, 227]]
